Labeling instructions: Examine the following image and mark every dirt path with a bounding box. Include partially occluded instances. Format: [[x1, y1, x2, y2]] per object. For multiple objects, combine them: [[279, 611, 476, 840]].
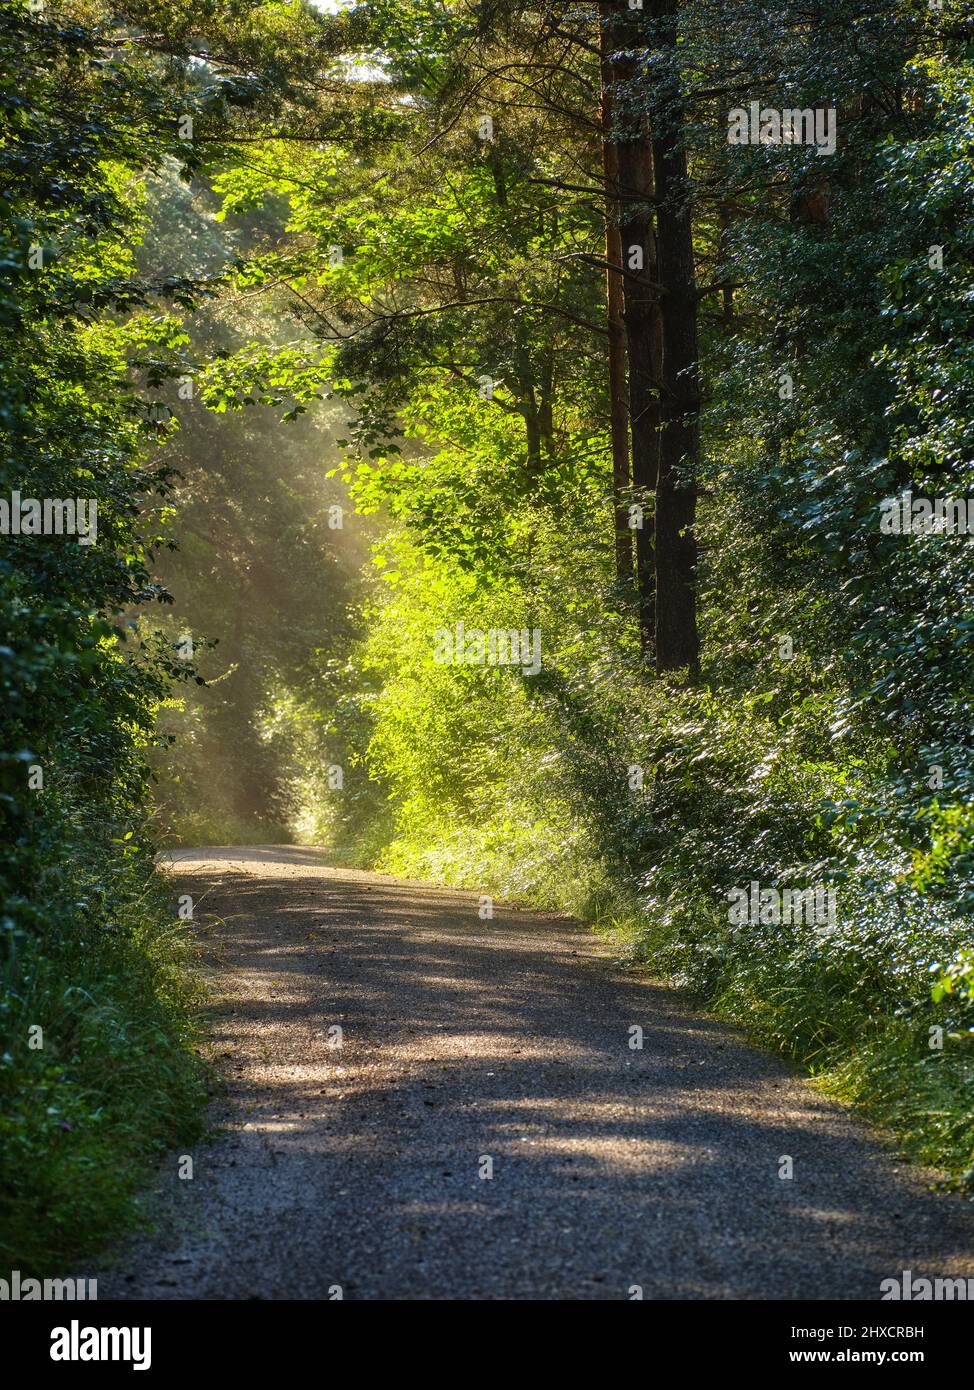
[[100, 846, 974, 1301]]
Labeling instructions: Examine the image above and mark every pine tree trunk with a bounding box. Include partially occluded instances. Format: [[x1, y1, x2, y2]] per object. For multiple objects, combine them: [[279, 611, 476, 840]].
[[598, 8, 633, 588], [651, 0, 700, 676], [602, 2, 661, 651]]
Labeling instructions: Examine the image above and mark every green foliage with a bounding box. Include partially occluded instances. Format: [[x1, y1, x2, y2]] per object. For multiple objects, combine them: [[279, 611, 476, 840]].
[[0, 0, 218, 1269], [0, 816, 207, 1275]]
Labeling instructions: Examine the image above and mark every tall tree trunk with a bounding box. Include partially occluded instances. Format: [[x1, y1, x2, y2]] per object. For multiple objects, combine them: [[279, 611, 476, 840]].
[[603, 2, 662, 650], [598, 8, 633, 587], [492, 149, 546, 481], [651, 0, 700, 676], [718, 201, 734, 327]]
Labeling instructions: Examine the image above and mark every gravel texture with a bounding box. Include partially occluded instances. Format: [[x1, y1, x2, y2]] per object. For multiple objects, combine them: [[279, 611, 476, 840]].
[[97, 845, 974, 1301]]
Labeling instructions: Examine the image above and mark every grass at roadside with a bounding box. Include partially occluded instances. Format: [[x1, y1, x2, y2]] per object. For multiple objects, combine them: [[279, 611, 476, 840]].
[[0, 847, 208, 1276]]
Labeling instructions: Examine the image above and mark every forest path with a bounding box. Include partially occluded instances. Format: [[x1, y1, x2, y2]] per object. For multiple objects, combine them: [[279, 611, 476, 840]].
[[101, 846, 974, 1300]]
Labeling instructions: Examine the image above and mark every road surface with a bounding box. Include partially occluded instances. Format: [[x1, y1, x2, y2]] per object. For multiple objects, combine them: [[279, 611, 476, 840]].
[[98, 846, 974, 1300]]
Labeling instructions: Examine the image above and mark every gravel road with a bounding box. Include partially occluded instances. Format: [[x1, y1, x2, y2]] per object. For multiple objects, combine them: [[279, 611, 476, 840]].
[[98, 846, 974, 1301]]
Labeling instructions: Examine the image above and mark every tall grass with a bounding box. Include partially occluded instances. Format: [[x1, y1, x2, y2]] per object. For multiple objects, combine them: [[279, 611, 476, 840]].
[[0, 824, 208, 1275]]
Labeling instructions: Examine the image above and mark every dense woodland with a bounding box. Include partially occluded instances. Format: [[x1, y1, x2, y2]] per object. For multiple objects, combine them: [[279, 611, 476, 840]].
[[2, 0, 974, 1273]]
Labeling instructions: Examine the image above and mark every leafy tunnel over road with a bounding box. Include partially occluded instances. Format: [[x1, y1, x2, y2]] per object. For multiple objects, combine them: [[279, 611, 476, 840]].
[[100, 847, 974, 1301]]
